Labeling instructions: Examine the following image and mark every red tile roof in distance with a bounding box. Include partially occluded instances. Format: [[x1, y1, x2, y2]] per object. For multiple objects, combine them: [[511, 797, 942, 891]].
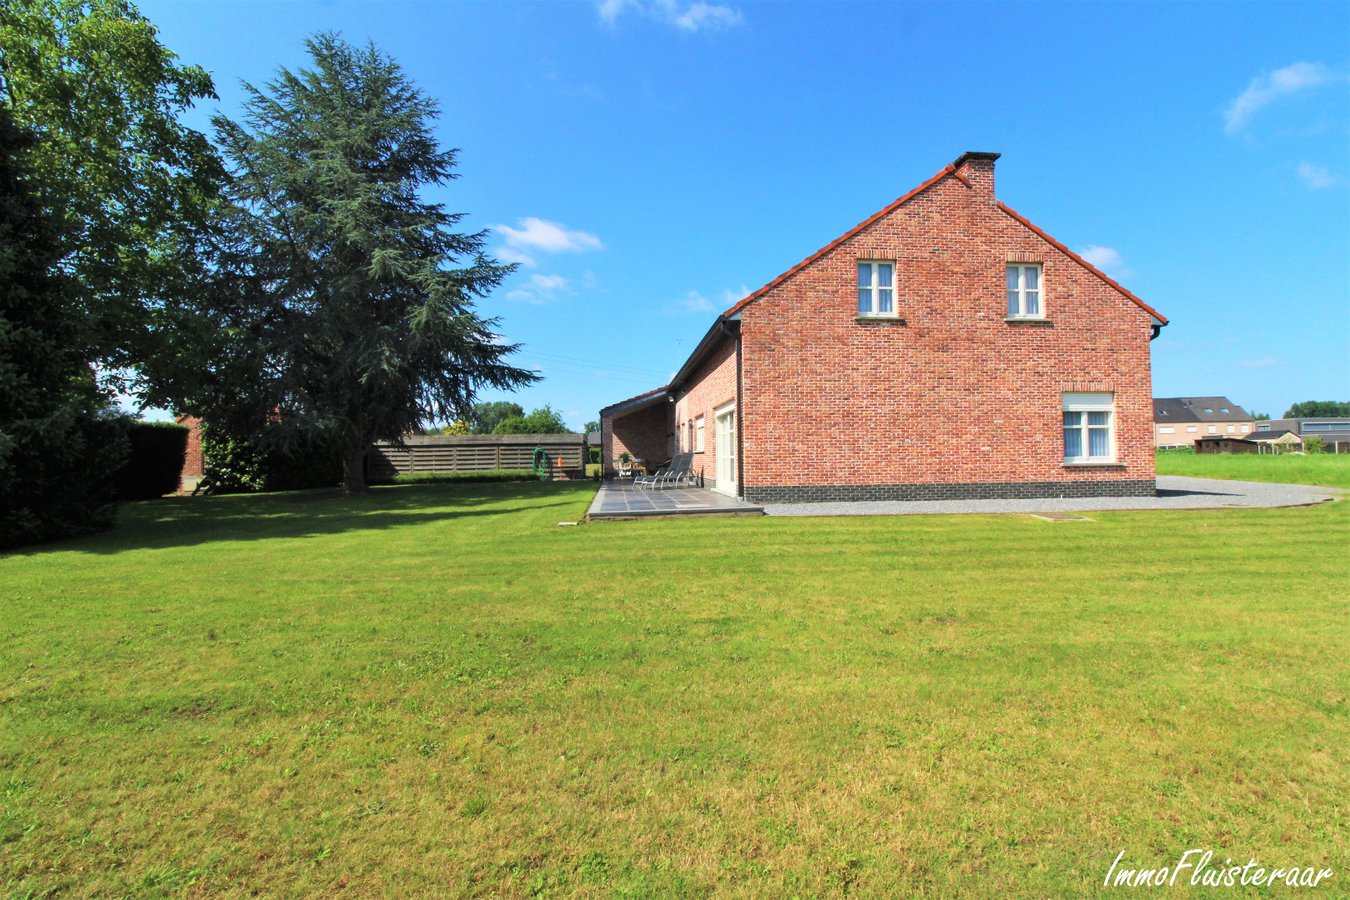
[[723, 156, 1167, 327]]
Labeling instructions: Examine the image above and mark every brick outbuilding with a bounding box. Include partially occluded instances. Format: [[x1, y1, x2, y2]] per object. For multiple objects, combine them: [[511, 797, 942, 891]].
[[600, 152, 1168, 503]]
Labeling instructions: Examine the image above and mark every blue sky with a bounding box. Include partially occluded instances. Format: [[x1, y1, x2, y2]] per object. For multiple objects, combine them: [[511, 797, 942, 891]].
[[138, 0, 1349, 427]]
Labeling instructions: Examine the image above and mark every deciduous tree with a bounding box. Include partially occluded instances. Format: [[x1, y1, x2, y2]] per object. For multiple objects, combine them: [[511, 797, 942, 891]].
[[1284, 401, 1349, 419], [0, 107, 127, 547], [0, 0, 225, 384], [470, 401, 524, 434]]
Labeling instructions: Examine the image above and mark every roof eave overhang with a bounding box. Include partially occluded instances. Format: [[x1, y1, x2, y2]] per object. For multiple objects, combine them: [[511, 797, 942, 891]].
[[667, 315, 739, 394], [600, 387, 670, 418]]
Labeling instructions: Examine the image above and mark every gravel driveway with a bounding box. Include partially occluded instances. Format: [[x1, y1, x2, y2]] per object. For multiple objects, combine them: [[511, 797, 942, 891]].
[[761, 476, 1343, 517]]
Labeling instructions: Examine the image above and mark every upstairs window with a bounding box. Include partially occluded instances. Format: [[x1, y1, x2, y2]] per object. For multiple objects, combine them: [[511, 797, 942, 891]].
[[1007, 264, 1043, 318], [857, 261, 894, 315], [1063, 392, 1114, 463]]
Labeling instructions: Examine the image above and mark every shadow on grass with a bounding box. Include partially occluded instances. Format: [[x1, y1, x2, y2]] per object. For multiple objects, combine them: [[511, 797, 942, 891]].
[[11, 481, 597, 557]]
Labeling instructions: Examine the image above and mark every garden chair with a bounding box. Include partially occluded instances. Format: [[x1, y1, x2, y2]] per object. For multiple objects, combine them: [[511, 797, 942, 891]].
[[635, 453, 686, 490], [656, 453, 696, 488]]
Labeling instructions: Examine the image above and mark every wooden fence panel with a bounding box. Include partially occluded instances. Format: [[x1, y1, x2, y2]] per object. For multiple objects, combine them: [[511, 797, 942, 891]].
[[368, 434, 588, 478]]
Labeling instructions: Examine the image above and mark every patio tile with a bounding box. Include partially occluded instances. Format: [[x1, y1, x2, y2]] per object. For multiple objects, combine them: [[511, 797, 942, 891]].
[[587, 480, 764, 519]]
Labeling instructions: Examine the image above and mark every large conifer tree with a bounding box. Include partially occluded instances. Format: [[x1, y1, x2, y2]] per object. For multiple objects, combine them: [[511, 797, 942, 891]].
[[204, 34, 536, 491]]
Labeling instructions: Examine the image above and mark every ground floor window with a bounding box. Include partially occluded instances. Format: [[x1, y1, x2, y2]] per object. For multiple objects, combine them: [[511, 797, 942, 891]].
[[1063, 392, 1114, 462]]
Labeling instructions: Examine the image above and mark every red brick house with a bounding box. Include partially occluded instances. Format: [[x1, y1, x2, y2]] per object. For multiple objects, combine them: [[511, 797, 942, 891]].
[[600, 152, 1168, 503]]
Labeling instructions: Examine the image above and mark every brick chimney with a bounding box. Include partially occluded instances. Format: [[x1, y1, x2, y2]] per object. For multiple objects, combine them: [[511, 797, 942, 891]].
[[952, 151, 999, 204]]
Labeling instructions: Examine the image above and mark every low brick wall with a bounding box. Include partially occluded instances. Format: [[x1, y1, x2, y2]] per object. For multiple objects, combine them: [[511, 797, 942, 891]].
[[744, 478, 1157, 504]]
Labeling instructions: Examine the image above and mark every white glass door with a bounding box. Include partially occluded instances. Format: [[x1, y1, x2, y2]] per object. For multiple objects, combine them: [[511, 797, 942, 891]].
[[715, 404, 736, 495]]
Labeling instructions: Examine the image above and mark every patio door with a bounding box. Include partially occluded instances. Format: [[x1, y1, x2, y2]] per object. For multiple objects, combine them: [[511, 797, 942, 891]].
[[714, 402, 736, 495]]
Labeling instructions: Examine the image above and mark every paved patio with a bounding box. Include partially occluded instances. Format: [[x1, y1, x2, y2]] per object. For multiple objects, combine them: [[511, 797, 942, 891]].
[[761, 476, 1343, 517], [587, 479, 764, 520]]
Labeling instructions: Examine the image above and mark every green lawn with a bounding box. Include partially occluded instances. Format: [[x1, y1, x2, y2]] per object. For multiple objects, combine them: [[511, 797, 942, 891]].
[[1, 483, 1346, 898], [1156, 450, 1350, 489]]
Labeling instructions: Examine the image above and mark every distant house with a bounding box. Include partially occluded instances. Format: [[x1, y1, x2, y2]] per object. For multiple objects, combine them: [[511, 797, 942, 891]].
[[1254, 418, 1350, 453], [1153, 397, 1253, 449], [601, 152, 1168, 503]]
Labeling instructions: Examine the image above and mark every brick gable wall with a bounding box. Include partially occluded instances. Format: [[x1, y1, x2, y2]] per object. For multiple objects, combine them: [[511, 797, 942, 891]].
[[725, 157, 1156, 501]]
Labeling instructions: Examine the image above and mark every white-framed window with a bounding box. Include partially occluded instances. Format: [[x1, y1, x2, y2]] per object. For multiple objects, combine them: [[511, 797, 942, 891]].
[[1207, 425, 1217, 434], [1186, 425, 1198, 433], [1006, 264, 1043, 319], [1226, 424, 1235, 433], [1240, 424, 1249, 433], [1063, 392, 1114, 462], [1159, 426, 1174, 434], [857, 261, 895, 315], [687, 419, 695, 451], [695, 415, 705, 452]]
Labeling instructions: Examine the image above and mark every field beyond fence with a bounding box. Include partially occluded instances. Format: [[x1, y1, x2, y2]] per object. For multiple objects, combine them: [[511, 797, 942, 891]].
[[1156, 449, 1350, 489]]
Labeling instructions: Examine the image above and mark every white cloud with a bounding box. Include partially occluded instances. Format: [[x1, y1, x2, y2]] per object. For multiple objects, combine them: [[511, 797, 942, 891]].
[[1075, 245, 1136, 280], [505, 273, 571, 304], [492, 218, 603, 269], [597, 0, 635, 26], [495, 246, 537, 267], [719, 285, 752, 306], [598, 0, 744, 31], [1296, 162, 1343, 190], [1224, 62, 1337, 134], [677, 290, 716, 313], [1235, 357, 1286, 368]]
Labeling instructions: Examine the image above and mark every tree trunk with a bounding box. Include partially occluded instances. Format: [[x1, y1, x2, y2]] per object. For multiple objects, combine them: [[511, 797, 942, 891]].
[[343, 446, 367, 492]]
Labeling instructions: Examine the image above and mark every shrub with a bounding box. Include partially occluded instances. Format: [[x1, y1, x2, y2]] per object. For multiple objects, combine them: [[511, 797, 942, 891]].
[[113, 422, 189, 500], [1304, 436, 1325, 454], [201, 425, 343, 494], [372, 470, 538, 486], [0, 413, 128, 549]]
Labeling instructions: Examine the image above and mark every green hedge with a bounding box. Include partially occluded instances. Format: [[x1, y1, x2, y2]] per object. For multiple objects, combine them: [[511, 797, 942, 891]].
[[1, 413, 129, 549], [201, 425, 343, 494], [113, 422, 189, 501], [373, 470, 540, 486]]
